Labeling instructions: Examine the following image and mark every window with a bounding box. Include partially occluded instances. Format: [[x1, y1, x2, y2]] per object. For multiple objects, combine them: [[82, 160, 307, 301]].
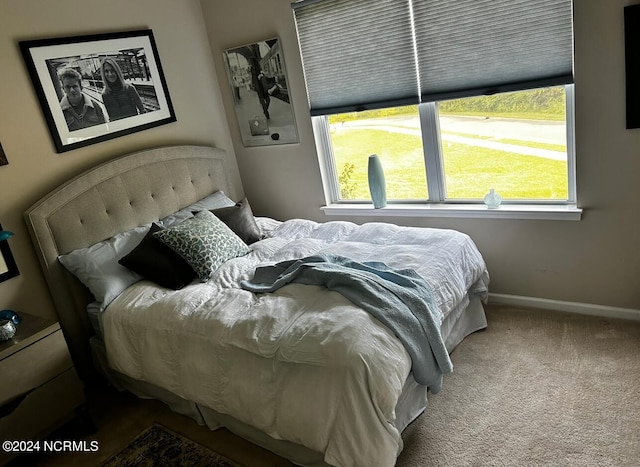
[[330, 105, 427, 201], [293, 0, 579, 218], [320, 85, 574, 205]]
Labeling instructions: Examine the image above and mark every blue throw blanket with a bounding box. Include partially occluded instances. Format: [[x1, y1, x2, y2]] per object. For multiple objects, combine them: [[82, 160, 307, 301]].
[[241, 253, 453, 392]]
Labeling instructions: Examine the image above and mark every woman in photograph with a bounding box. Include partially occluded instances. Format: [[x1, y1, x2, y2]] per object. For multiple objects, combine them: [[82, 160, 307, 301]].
[[100, 57, 146, 121]]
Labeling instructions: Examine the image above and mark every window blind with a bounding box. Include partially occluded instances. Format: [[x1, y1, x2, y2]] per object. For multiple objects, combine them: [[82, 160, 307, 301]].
[[292, 0, 419, 115], [292, 0, 574, 115], [413, 0, 574, 102]]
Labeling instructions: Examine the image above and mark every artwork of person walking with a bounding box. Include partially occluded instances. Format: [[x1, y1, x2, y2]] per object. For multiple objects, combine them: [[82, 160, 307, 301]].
[[100, 58, 146, 121], [58, 68, 106, 131], [252, 67, 271, 120]]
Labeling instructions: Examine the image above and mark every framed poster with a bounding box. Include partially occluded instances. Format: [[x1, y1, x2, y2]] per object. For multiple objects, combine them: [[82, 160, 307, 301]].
[[625, 5, 640, 129], [223, 37, 299, 147], [20, 29, 176, 152]]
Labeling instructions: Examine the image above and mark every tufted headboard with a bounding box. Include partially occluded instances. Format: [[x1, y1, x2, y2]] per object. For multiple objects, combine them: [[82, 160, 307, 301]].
[[24, 145, 240, 383]]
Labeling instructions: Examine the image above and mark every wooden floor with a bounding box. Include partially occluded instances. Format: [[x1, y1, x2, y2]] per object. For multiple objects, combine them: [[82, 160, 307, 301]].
[[7, 384, 293, 467]]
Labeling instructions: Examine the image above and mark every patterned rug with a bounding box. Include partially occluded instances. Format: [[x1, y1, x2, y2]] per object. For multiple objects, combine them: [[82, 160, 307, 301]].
[[103, 424, 242, 466]]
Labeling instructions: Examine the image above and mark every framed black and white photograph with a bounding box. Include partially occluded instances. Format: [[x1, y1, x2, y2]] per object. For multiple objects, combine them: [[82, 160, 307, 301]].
[[223, 37, 299, 147], [20, 29, 176, 152], [625, 5, 640, 129]]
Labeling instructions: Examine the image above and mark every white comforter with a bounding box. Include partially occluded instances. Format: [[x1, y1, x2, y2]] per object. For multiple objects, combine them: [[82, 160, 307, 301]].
[[103, 219, 489, 467]]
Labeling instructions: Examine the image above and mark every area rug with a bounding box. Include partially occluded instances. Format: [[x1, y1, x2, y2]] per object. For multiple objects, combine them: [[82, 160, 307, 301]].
[[103, 424, 242, 466]]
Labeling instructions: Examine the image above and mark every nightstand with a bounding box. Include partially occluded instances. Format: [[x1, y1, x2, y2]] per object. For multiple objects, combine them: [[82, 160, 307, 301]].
[[0, 312, 85, 464]]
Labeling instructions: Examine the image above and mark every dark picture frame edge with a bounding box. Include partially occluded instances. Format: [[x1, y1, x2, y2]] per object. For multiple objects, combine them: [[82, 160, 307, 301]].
[[625, 5, 640, 129], [19, 29, 176, 152], [0, 224, 19, 283], [0, 142, 8, 166]]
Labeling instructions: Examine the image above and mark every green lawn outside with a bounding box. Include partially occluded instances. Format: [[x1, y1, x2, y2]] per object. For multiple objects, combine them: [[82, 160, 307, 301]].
[[332, 129, 568, 201]]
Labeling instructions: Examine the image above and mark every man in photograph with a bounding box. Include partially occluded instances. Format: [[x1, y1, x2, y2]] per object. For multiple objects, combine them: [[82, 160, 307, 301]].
[[58, 68, 106, 131]]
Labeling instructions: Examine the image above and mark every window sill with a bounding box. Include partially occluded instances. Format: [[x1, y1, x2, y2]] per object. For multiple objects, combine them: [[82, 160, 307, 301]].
[[321, 203, 582, 220]]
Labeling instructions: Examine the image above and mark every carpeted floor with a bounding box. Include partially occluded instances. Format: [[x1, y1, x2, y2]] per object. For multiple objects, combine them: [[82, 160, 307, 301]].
[[8, 304, 640, 466], [397, 305, 640, 466]]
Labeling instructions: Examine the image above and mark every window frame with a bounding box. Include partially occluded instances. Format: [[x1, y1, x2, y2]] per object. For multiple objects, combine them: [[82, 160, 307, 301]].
[[313, 85, 581, 220]]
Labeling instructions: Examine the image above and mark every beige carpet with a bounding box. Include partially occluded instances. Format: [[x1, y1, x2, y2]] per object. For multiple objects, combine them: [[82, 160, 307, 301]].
[[397, 305, 640, 466]]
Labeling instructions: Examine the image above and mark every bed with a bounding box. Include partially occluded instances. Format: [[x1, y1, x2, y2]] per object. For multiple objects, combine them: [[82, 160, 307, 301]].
[[24, 145, 489, 467]]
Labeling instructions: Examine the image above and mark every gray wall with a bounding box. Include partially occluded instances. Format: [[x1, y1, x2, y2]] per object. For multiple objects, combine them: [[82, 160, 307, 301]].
[[202, 0, 640, 310]]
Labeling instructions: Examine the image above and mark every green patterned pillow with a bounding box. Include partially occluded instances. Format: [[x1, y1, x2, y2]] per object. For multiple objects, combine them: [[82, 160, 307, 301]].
[[153, 210, 250, 282]]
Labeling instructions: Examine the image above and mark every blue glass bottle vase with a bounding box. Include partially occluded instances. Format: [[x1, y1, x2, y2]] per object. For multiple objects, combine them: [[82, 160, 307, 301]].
[[483, 188, 502, 209], [368, 154, 387, 209]]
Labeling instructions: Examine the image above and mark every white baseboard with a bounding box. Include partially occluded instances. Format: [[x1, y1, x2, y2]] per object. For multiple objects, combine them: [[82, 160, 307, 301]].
[[488, 293, 640, 322]]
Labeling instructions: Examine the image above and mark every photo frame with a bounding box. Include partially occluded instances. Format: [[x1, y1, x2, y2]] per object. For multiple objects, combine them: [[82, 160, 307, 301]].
[[0, 225, 19, 283], [625, 5, 640, 129], [223, 37, 299, 147], [20, 29, 176, 152], [0, 142, 7, 167]]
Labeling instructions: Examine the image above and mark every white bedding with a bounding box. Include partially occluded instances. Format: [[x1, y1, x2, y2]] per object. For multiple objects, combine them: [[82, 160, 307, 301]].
[[102, 219, 489, 467]]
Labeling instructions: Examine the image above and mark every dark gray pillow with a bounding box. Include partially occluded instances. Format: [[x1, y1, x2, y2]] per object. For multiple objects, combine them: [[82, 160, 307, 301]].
[[119, 223, 196, 289], [208, 198, 263, 245]]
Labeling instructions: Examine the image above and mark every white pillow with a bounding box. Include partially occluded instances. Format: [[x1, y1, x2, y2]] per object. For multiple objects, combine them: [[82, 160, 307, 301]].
[[58, 224, 150, 310], [159, 191, 236, 228]]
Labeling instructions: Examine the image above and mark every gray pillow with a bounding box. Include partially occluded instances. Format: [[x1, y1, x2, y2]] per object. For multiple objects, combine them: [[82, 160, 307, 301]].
[[159, 191, 236, 228], [153, 210, 250, 282], [208, 198, 263, 245], [58, 224, 149, 309]]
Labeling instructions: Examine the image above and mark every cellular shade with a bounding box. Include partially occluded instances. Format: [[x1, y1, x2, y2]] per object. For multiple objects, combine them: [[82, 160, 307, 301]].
[[413, 0, 574, 102], [292, 0, 419, 115], [293, 0, 574, 114]]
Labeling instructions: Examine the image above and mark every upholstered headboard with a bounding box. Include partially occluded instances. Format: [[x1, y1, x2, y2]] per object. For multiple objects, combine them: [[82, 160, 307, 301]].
[[24, 145, 240, 382]]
